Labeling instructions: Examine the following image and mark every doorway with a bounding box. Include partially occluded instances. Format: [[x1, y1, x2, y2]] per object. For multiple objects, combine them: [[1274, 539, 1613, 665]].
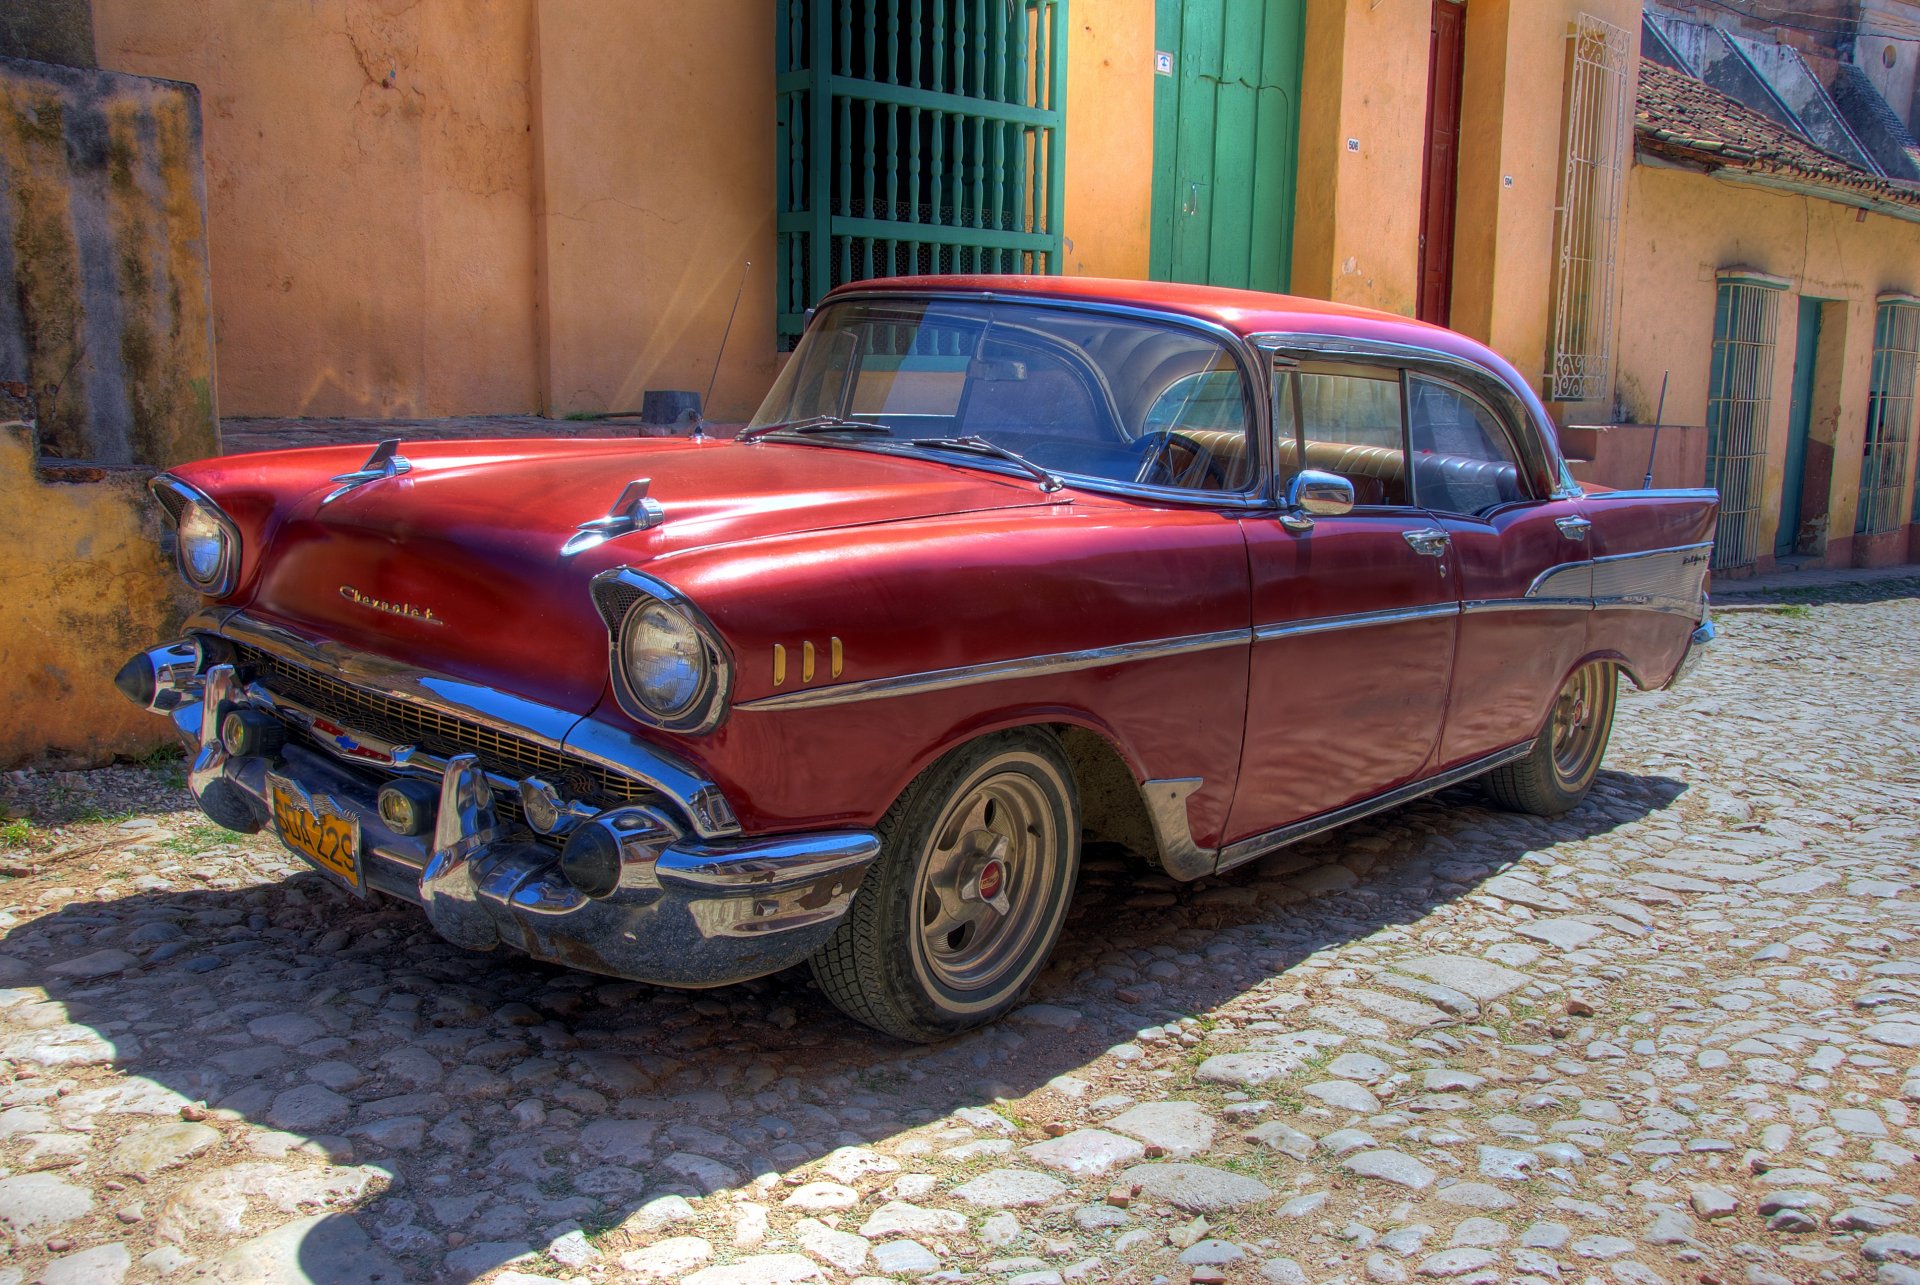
[[1418, 0, 1467, 325], [1779, 296, 1822, 556], [1150, 0, 1305, 293]]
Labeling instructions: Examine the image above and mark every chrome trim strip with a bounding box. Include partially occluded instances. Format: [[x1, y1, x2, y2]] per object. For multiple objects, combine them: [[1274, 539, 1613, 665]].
[[1462, 597, 1590, 615], [200, 609, 741, 839], [1253, 602, 1459, 642], [1215, 741, 1536, 873], [1581, 487, 1718, 501], [736, 628, 1252, 713], [1525, 541, 1713, 599]]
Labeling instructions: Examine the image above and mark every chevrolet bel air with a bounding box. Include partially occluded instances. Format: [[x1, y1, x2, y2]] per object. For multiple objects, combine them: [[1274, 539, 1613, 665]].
[[116, 277, 1716, 1041]]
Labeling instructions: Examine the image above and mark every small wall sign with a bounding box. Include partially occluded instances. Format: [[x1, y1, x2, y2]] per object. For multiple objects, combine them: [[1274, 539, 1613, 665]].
[[1155, 51, 1174, 75]]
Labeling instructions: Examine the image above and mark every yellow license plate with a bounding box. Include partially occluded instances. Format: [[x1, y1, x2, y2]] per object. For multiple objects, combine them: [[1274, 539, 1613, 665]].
[[267, 774, 364, 895]]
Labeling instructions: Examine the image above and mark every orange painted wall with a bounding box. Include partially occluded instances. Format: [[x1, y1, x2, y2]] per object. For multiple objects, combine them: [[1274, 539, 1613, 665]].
[[1062, 2, 1154, 279], [93, 0, 542, 419]]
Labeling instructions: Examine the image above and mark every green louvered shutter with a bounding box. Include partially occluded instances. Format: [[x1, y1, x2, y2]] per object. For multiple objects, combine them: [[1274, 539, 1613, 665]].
[[776, 0, 1068, 348]]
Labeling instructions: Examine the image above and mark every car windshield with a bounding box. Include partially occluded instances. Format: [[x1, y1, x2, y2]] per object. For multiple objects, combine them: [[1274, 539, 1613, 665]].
[[747, 297, 1256, 493]]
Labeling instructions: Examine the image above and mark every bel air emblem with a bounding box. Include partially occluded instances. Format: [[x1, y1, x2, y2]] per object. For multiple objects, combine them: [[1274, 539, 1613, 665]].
[[340, 585, 444, 626]]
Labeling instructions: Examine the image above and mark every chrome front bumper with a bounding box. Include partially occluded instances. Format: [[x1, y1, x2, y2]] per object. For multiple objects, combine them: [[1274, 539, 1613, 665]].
[[120, 631, 880, 989], [1666, 616, 1715, 690]]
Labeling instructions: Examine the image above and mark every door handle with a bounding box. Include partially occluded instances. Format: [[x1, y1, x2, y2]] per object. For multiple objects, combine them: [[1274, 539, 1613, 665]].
[[1555, 516, 1592, 541], [1403, 528, 1450, 557]]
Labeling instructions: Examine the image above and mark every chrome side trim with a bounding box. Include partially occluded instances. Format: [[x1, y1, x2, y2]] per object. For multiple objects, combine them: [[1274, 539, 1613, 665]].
[[1141, 778, 1212, 882], [1462, 597, 1589, 615], [735, 628, 1252, 713], [1215, 740, 1535, 873], [1253, 602, 1459, 643], [1527, 540, 1712, 602], [1581, 487, 1718, 501], [204, 609, 741, 838]]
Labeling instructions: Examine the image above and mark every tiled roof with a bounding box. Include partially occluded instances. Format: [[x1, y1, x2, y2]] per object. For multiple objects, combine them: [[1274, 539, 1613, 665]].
[[1635, 57, 1920, 212]]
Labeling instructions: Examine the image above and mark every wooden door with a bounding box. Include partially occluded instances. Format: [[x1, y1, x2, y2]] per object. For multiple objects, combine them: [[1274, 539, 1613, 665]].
[[1778, 297, 1822, 555], [1418, 0, 1467, 325], [1151, 0, 1304, 294]]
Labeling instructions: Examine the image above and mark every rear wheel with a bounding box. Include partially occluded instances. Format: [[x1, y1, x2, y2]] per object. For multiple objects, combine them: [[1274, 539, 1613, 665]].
[[810, 729, 1080, 1042], [1483, 661, 1617, 816]]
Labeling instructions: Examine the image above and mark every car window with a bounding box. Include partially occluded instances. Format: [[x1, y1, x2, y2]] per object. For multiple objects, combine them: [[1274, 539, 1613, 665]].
[[1296, 368, 1410, 507], [751, 298, 1258, 494], [1407, 376, 1528, 515]]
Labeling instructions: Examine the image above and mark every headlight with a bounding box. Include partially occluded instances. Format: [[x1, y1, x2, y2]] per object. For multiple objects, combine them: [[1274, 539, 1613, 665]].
[[623, 602, 707, 717], [595, 570, 732, 734], [176, 501, 238, 595]]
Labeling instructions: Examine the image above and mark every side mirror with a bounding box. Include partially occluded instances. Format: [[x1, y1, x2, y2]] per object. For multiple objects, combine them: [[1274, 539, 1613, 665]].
[[1286, 469, 1355, 518]]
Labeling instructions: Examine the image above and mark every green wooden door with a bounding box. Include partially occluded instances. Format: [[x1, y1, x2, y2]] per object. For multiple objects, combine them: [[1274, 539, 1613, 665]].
[[1779, 297, 1821, 556], [1150, 0, 1304, 293]]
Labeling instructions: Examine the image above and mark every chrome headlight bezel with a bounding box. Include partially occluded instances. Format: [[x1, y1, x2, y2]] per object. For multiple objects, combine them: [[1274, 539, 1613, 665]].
[[590, 569, 733, 735], [151, 476, 241, 598]]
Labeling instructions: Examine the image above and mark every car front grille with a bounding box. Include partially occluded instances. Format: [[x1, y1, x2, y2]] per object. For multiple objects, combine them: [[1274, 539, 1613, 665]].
[[233, 644, 658, 812]]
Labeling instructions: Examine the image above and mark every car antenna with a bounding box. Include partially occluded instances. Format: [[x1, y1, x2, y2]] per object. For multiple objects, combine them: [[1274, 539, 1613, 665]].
[[1642, 370, 1669, 490], [694, 260, 752, 442]]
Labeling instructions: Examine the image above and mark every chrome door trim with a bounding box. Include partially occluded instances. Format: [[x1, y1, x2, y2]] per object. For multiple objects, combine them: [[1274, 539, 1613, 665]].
[[1581, 487, 1718, 502], [1526, 540, 1712, 598], [1461, 597, 1590, 615], [1252, 602, 1460, 643], [734, 628, 1254, 713], [1213, 740, 1535, 874]]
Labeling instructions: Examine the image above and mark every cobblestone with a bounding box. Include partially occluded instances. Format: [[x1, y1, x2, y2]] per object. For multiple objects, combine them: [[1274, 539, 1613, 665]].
[[0, 590, 1918, 1281]]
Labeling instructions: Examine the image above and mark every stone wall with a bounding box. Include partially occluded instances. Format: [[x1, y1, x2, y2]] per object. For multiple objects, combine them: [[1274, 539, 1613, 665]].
[[0, 55, 218, 466]]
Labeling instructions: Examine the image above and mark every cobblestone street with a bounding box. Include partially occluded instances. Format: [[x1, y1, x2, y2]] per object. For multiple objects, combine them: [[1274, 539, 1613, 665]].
[[1, 582, 1917, 1285]]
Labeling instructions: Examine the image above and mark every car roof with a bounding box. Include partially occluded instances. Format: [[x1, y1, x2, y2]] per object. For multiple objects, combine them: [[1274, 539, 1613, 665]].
[[828, 274, 1530, 390]]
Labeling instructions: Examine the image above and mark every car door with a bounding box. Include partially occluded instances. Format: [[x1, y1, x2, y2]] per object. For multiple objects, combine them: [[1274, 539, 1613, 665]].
[[1224, 360, 1458, 862], [1408, 373, 1594, 769]]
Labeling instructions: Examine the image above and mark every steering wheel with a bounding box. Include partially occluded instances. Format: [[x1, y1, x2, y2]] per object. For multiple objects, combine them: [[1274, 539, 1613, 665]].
[[1130, 430, 1226, 490]]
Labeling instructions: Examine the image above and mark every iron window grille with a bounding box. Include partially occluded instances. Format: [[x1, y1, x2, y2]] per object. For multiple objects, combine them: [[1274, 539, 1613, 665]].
[[1546, 13, 1632, 403], [1705, 272, 1787, 571], [775, 0, 1068, 349], [1858, 295, 1920, 536]]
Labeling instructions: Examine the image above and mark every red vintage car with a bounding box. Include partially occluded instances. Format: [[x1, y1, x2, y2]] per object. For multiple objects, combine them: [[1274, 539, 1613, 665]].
[[116, 277, 1715, 1041]]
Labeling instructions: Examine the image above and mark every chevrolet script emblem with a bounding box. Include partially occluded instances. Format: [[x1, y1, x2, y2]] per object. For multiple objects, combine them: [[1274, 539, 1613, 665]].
[[339, 585, 444, 626]]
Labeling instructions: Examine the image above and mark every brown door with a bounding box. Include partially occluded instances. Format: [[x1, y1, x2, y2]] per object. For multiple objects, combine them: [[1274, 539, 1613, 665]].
[[1418, 0, 1466, 325]]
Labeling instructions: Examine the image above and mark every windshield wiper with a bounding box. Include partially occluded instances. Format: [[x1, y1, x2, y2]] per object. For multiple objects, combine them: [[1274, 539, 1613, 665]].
[[908, 435, 1064, 493], [738, 415, 892, 442]]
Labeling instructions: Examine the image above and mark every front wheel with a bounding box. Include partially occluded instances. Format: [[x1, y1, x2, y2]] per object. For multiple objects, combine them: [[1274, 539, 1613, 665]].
[[1483, 661, 1618, 816], [810, 729, 1080, 1042]]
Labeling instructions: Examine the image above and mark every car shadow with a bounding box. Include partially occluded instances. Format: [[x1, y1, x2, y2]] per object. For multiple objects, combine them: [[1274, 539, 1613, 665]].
[[0, 766, 1687, 1282]]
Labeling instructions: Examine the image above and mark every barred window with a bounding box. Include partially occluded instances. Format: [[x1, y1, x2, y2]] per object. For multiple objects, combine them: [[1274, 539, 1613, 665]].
[[775, 0, 1067, 349], [1858, 296, 1920, 536], [1705, 273, 1786, 571], [1546, 13, 1632, 403]]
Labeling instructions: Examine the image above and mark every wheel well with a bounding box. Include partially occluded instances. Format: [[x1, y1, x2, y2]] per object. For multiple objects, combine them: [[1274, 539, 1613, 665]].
[[1047, 723, 1162, 868]]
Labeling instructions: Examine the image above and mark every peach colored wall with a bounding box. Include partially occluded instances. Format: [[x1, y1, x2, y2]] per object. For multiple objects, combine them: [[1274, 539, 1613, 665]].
[[1061, 1, 1154, 279], [94, 0, 541, 419], [1616, 161, 1920, 564], [1292, 0, 1430, 315]]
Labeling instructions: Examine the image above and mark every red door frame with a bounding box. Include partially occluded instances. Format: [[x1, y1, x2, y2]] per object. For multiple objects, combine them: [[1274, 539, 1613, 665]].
[[1418, 0, 1467, 326]]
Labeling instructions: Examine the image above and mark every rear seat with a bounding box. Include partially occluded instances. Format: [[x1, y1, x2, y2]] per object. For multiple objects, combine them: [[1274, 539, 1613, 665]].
[[1140, 430, 1514, 511]]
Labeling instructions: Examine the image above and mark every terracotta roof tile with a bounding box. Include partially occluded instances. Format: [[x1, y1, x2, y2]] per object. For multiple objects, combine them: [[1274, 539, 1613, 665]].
[[1635, 57, 1920, 210]]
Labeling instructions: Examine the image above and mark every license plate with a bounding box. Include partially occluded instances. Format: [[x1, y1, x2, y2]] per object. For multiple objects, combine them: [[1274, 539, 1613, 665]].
[[267, 774, 364, 895]]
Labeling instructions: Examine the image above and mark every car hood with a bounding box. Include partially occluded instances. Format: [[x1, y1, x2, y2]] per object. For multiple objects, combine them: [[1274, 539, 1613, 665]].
[[226, 437, 1061, 714]]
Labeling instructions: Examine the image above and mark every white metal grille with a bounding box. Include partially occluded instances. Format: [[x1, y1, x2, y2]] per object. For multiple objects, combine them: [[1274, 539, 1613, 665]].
[[1857, 301, 1920, 536], [1705, 280, 1784, 570], [1547, 13, 1632, 403]]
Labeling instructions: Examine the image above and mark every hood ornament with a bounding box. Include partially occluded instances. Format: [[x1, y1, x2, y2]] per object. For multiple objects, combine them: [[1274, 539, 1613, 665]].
[[323, 438, 411, 505], [562, 478, 666, 557]]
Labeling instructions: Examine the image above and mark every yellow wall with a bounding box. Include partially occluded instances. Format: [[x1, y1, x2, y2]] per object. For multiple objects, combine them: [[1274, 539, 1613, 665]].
[[1616, 162, 1920, 565], [0, 424, 194, 768], [1062, 2, 1155, 279], [92, 0, 1158, 424]]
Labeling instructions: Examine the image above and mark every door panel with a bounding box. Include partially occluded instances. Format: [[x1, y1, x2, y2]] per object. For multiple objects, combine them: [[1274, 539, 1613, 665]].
[[1779, 297, 1821, 555], [1227, 515, 1458, 848], [1152, 0, 1304, 293], [1438, 503, 1595, 767], [1418, 0, 1467, 325]]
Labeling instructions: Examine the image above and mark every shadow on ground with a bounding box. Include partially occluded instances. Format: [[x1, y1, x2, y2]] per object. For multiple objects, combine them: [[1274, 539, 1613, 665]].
[[0, 767, 1686, 1281]]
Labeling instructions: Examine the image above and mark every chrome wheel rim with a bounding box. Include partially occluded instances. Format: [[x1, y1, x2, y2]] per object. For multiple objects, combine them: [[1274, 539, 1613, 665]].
[[913, 757, 1062, 995], [1550, 664, 1608, 788]]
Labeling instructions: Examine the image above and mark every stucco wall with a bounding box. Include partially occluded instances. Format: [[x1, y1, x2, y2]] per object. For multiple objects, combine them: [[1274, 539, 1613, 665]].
[[0, 55, 218, 465], [1062, 2, 1154, 280], [0, 423, 193, 768], [1616, 161, 1920, 567], [94, 0, 542, 420]]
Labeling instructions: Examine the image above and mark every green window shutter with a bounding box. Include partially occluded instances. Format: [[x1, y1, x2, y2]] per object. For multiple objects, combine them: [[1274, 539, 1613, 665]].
[[777, 0, 1067, 348]]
